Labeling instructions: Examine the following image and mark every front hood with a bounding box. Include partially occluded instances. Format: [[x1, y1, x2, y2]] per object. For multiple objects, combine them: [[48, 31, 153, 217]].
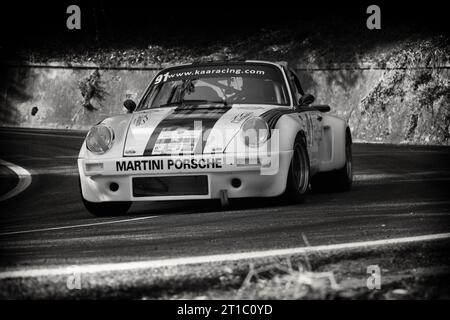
[[123, 104, 280, 156]]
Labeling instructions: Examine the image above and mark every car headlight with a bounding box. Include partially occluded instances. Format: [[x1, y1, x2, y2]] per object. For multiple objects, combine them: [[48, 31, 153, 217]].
[[86, 125, 115, 154], [240, 117, 269, 147]]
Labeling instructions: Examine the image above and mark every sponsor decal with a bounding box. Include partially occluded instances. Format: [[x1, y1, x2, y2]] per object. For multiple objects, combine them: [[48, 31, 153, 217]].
[[152, 127, 202, 155], [116, 159, 164, 172], [116, 158, 223, 172], [230, 112, 252, 123], [134, 114, 150, 126], [153, 66, 271, 85]]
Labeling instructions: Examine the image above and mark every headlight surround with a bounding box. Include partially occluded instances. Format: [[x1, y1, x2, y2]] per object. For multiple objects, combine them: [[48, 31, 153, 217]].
[[240, 117, 269, 147], [86, 125, 115, 154]]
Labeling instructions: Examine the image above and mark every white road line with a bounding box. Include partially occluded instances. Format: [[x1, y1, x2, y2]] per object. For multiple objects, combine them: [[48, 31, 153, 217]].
[[0, 159, 32, 202], [1, 233, 449, 279], [0, 215, 159, 236]]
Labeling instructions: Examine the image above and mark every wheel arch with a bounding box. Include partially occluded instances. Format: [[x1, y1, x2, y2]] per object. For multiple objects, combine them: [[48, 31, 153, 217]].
[[274, 113, 309, 152], [317, 114, 348, 172]]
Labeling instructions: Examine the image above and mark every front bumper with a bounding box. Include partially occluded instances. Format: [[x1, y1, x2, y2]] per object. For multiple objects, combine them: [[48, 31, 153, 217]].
[[78, 152, 293, 202]]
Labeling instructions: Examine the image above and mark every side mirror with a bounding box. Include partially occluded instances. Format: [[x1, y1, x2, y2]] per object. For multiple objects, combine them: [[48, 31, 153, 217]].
[[311, 105, 331, 113], [299, 93, 315, 106], [123, 99, 136, 113]]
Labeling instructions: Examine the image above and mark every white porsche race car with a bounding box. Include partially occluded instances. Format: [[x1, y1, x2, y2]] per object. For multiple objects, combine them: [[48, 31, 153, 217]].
[[78, 60, 352, 216]]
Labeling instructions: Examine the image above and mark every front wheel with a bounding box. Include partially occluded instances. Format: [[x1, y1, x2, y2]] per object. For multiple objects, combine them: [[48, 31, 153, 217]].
[[79, 180, 131, 216], [284, 135, 311, 203], [82, 198, 132, 216], [334, 132, 353, 191]]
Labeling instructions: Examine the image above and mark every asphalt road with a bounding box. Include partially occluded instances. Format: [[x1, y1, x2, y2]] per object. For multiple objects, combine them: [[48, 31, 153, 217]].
[[0, 127, 449, 269]]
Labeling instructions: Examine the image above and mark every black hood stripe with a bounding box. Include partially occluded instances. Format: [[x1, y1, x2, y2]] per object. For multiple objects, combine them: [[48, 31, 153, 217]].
[[143, 105, 231, 156]]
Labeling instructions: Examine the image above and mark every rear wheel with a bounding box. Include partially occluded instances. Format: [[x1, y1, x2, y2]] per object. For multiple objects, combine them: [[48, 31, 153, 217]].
[[312, 132, 352, 192], [79, 180, 131, 216], [284, 135, 310, 203], [335, 132, 353, 191]]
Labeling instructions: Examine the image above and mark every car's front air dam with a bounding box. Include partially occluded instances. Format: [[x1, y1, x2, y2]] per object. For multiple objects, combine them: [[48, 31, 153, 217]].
[[78, 151, 293, 202]]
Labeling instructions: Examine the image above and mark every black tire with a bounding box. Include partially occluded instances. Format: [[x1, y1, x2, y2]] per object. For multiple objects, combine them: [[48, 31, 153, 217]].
[[311, 132, 353, 192], [284, 134, 311, 203], [82, 198, 132, 216], [79, 180, 131, 216]]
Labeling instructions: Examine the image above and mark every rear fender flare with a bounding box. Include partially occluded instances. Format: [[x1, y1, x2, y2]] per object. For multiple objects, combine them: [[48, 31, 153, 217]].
[[318, 115, 349, 172]]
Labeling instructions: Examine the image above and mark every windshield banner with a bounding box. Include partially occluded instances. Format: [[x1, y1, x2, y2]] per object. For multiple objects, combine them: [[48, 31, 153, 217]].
[[153, 64, 281, 85]]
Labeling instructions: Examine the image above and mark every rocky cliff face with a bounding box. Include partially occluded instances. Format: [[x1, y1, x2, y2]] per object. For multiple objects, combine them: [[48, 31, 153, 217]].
[[348, 38, 450, 145], [1, 30, 449, 145], [350, 68, 449, 145]]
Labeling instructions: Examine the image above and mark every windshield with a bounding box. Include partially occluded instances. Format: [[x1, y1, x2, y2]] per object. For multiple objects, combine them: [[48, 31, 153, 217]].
[[138, 64, 290, 110]]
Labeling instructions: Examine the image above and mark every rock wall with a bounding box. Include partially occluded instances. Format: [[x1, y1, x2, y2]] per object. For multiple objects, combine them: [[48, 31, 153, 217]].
[[0, 63, 449, 144], [0, 65, 157, 130], [349, 68, 450, 144]]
